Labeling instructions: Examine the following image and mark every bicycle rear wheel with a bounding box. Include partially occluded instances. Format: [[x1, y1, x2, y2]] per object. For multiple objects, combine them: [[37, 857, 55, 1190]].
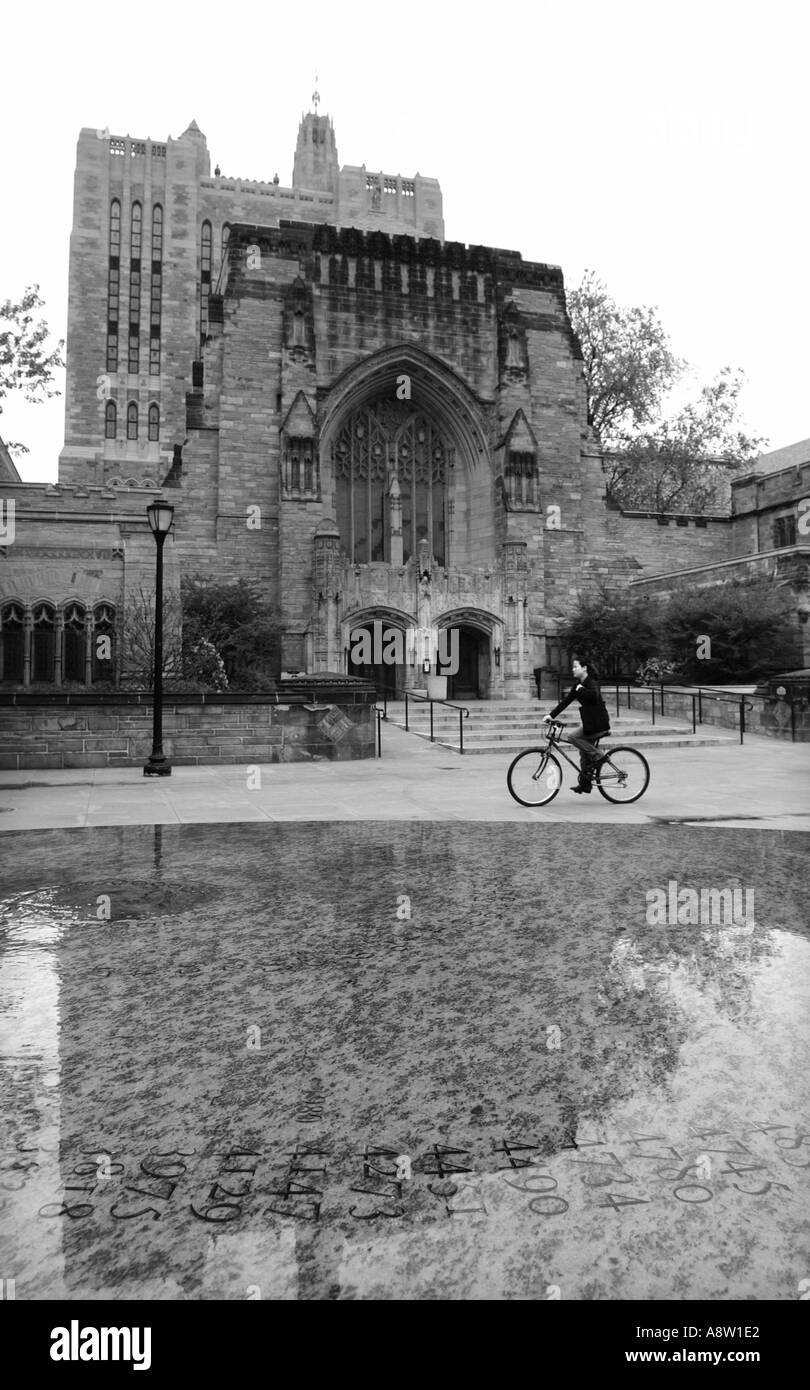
[[595, 746, 650, 803], [507, 748, 563, 807]]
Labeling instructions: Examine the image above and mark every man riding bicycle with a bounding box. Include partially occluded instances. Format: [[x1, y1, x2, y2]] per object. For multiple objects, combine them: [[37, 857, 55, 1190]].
[[542, 656, 611, 794]]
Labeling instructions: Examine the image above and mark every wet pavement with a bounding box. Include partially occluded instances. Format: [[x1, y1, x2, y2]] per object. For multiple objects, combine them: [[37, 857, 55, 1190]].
[[1, 820, 808, 1300]]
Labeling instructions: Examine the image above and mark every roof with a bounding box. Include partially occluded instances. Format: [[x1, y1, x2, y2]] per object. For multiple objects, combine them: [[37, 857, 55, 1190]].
[[751, 438, 810, 475], [0, 437, 22, 483]]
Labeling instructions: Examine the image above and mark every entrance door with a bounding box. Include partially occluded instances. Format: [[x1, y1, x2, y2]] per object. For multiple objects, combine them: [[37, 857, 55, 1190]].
[[449, 626, 486, 700], [347, 621, 404, 697]]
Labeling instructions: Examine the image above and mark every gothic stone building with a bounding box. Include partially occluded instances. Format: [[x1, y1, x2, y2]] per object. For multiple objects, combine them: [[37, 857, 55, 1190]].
[[1, 109, 807, 694]]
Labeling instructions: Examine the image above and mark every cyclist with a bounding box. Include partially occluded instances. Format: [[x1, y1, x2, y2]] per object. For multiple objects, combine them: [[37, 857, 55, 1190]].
[[542, 656, 611, 794]]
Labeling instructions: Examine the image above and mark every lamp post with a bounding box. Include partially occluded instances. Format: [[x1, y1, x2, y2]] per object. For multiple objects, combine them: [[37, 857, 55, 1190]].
[[143, 499, 175, 777]]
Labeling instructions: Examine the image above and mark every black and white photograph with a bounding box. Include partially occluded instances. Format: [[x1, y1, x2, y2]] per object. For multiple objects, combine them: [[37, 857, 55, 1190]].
[[0, 0, 807, 1353]]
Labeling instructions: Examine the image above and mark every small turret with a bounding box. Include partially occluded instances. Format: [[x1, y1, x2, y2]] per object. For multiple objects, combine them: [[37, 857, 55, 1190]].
[[177, 118, 210, 176]]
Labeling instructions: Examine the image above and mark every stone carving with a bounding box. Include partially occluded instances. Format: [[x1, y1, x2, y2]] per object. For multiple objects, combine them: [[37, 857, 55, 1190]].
[[506, 327, 525, 369]]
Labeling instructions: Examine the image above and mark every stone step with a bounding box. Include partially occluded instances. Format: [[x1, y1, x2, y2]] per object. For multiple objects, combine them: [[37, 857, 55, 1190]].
[[400, 731, 735, 754], [385, 717, 697, 740]]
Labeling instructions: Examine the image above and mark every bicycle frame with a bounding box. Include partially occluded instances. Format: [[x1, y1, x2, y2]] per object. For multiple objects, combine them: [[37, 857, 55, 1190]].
[[541, 722, 606, 774]]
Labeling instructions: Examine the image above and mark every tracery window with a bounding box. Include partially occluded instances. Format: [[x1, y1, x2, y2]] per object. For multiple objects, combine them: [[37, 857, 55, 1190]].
[[63, 603, 86, 683], [92, 604, 116, 683], [506, 449, 537, 508], [284, 437, 315, 496], [333, 402, 448, 565], [0, 604, 24, 683], [32, 604, 55, 683]]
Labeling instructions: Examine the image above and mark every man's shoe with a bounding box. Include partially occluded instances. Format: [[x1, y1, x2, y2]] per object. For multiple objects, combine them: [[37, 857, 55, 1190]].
[[572, 783, 592, 795]]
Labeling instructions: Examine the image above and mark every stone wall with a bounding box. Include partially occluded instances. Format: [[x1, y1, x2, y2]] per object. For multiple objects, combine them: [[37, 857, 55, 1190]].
[[0, 689, 376, 770]]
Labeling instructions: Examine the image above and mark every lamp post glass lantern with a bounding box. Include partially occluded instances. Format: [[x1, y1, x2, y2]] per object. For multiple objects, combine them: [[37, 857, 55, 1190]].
[[144, 500, 175, 776]]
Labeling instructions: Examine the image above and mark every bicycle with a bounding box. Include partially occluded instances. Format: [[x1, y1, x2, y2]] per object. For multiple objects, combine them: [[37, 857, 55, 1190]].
[[506, 719, 650, 807]]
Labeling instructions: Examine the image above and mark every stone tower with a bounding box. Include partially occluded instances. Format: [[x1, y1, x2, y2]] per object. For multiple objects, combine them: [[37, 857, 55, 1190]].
[[293, 111, 339, 194]]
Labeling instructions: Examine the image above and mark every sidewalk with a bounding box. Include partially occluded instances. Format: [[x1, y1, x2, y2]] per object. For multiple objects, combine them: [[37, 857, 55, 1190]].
[[0, 722, 807, 830]]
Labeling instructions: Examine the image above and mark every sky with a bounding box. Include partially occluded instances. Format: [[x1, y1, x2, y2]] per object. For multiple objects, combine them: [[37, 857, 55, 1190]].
[[2, 0, 807, 482]]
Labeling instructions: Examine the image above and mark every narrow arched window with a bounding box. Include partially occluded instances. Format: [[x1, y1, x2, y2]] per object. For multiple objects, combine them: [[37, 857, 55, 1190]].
[[92, 603, 116, 684], [148, 404, 159, 441], [151, 204, 163, 261], [131, 202, 142, 260], [150, 205, 163, 375], [32, 604, 56, 683], [105, 402, 117, 438], [221, 223, 231, 260], [128, 202, 142, 374], [127, 402, 138, 440], [110, 199, 121, 256], [62, 603, 87, 684], [107, 199, 121, 371], [200, 220, 212, 347], [0, 603, 25, 684]]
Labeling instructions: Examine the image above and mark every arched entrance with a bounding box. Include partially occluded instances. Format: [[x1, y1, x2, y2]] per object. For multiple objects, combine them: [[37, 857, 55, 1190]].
[[448, 624, 490, 700], [346, 617, 407, 696]]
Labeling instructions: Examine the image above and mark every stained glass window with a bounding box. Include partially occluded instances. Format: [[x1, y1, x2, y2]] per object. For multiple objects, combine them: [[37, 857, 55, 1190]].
[[332, 401, 448, 565]]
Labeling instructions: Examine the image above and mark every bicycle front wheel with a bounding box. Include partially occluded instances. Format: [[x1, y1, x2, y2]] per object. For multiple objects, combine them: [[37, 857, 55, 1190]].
[[595, 746, 650, 803], [507, 748, 563, 807]]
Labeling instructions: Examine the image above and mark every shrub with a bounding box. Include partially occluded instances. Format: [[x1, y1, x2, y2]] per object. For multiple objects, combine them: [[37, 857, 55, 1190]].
[[661, 577, 797, 680]]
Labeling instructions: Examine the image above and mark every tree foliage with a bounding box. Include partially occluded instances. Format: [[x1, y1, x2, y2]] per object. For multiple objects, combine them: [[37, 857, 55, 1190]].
[[567, 271, 766, 511], [554, 577, 797, 682], [660, 578, 797, 680], [181, 576, 282, 688], [567, 270, 683, 448], [553, 582, 659, 678], [0, 285, 65, 455]]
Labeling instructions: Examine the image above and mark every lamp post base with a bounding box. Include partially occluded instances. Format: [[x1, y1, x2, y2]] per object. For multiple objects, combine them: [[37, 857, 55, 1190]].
[[143, 755, 172, 777]]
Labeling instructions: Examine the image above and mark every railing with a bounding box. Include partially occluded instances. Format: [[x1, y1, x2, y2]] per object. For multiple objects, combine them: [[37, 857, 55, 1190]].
[[375, 683, 470, 753], [549, 674, 778, 745], [373, 705, 385, 757]]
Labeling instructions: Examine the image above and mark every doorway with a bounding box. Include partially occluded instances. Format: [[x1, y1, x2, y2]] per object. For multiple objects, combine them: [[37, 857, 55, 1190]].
[[447, 625, 489, 700], [346, 620, 405, 697]]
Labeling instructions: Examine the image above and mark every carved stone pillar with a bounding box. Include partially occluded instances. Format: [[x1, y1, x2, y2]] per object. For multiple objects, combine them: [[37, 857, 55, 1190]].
[[388, 473, 403, 568], [312, 519, 342, 673]]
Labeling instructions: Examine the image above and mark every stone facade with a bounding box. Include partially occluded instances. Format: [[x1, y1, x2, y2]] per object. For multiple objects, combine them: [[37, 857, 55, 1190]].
[[1, 108, 807, 705]]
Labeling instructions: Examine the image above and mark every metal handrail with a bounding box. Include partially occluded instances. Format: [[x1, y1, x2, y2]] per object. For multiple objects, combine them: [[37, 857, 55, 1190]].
[[600, 680, 761, 745], [548, 673, 771, 744], [374, 682, 470, 753], [373, 705, 385, 757]]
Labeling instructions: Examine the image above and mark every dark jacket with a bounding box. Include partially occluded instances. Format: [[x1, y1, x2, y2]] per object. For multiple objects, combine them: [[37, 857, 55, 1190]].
[[549, 675, 611, 736]]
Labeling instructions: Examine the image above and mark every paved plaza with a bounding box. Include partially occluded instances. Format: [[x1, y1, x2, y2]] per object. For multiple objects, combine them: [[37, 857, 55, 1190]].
[[0, 730, 808, 1299]]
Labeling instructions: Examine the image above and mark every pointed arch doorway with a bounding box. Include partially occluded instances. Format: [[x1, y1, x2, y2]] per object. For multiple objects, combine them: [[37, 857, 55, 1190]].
[[346, 617, 407, 697], [448, 624, 490, 701]]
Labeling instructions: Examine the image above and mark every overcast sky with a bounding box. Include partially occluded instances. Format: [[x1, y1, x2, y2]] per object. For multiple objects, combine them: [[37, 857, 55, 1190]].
[[2, 0, 807, 482]]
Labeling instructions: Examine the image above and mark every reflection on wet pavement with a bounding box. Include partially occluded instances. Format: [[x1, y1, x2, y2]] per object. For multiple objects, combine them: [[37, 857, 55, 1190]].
[[0, 822, 808, 1300]]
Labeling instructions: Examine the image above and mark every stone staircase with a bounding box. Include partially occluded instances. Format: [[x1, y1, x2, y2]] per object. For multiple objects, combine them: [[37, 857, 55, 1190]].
[[381, 698, 737, 755]]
